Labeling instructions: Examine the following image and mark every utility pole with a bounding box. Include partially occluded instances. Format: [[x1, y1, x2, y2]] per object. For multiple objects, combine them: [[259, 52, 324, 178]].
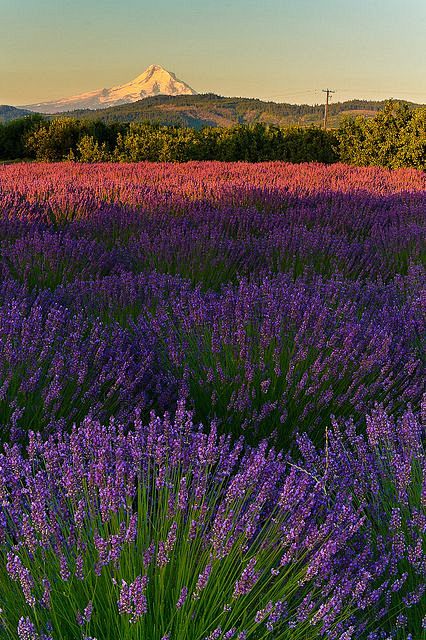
[[322, 88, 335, 130]]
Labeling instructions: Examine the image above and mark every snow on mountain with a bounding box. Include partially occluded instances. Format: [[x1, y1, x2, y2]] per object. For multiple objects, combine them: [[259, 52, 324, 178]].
[[22, 65, 197, 114]]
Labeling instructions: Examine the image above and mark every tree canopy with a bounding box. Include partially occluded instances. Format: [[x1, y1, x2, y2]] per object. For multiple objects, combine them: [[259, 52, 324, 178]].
[[0, 101, 424, 169]]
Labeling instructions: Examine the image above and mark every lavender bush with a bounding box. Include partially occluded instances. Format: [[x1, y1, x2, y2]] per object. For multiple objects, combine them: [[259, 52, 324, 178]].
[[297, 403, 426, 638], [150, 273, 424, 445], [0, 298, 174, 444]]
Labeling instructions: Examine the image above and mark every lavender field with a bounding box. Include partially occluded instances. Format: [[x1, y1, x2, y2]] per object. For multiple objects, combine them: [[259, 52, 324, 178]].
[[0, 161, 424, 640]]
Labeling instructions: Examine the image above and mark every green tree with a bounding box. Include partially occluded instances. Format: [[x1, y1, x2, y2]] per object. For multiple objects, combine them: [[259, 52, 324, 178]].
[[25, 117, 83, 161], [114, 122, 164, 161], [394, 106, 426, 169], [72, 134, 110, 162], [0, 114, 45, 160], [337, 101, 425, 169]]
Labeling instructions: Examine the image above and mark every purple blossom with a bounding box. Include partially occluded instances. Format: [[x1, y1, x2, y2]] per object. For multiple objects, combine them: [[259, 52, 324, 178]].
[[233, 558, 260, 598], [77, 601, 93, 625], [17, 617, 38, 640], [193, 563, 212, 600], [6, 554, 35, 607], [176, 586, 188, 609], [117, 575, 148, 623]]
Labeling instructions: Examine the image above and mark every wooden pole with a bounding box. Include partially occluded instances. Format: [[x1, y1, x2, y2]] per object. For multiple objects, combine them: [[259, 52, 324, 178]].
[[322, 88, 335, 129]]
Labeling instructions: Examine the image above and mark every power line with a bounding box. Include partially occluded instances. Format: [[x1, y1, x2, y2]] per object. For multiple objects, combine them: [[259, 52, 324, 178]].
[[322, 88, 335, 129], [256, 90, 320, 101]]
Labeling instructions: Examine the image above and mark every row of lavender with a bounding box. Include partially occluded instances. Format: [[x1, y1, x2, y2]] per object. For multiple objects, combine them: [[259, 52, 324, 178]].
[[0, 162, 424, 639], [1, 191, 424, 286], [0, 271, 423, 447]]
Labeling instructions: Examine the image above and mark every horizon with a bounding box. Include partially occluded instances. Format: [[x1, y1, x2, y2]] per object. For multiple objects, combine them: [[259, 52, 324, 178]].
[[1, 0, 425, 107], [3, 63, 425, 110], [7, 65, 426, 110]]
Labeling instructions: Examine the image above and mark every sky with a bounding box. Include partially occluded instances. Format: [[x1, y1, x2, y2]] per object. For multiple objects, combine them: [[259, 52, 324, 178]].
[[1, 0, 425, 106]]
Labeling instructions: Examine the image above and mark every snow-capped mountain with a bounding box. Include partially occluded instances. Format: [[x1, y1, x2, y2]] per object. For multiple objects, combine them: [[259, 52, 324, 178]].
[[22, 65, 197, 114]]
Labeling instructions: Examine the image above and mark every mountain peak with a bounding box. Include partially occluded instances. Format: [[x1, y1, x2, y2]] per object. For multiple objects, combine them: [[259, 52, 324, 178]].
[[133, 64, 177, 83], [146, 64, 164, 72], [22, 64, 197, 114]]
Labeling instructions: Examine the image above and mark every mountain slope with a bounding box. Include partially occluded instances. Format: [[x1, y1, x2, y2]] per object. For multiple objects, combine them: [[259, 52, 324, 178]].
[[22, 65, 197, 114], [0, 105, 34, 123], [56, 94, 422, 128]]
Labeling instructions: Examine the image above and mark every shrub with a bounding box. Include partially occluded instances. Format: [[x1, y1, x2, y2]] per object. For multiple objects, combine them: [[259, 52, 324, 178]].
[[337, 101, 426, 170]]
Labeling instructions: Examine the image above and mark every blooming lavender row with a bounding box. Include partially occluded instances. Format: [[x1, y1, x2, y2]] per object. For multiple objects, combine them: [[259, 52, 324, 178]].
[[1, 162, 425, 204], [143, 271, 424, 444], [0, 189, 424, 286], [0, 403, 424, 639], [0, 295, 176, 443], [0, 163, 424, 445], [0, 269, 422, 446]]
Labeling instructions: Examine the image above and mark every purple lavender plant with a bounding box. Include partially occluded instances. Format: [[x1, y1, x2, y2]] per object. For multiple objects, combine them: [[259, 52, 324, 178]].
[[0, 403, 424, 638]]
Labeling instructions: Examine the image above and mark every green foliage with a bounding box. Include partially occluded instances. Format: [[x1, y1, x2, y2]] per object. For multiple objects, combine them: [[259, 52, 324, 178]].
[[23, 118, 124, 162], [113, 122, 338, 164], [337, 101, 426, 170], [0, 101, 424, 167], [72, 134, 110, 162], [25, 117, 85, 161], [0, 115, 45, 160]]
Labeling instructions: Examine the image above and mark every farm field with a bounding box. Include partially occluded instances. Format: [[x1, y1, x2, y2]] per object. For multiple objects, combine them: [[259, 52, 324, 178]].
[[0, 161, 424, 640]]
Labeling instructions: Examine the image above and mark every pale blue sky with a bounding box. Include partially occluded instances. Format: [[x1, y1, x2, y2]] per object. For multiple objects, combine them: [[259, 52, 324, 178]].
[[1, 0, 425, 105]]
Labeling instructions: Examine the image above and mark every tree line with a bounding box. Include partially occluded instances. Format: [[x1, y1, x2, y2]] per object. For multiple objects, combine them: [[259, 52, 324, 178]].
[[0, 101, 424, 169], [59, 94, 418, 126]]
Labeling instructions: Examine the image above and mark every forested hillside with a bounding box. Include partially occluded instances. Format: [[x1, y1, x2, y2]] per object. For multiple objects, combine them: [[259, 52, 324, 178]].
[[55, 94, 421, 127], [0, 105, 33, 123], [2, 95, 422, 128]]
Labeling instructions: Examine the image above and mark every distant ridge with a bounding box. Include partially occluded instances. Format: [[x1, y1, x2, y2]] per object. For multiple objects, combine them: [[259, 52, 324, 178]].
[[21, 64, 197, 114], [0, 105, 33, 123], [52, 94, 423, 129], [2, 95, 422, 129]]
